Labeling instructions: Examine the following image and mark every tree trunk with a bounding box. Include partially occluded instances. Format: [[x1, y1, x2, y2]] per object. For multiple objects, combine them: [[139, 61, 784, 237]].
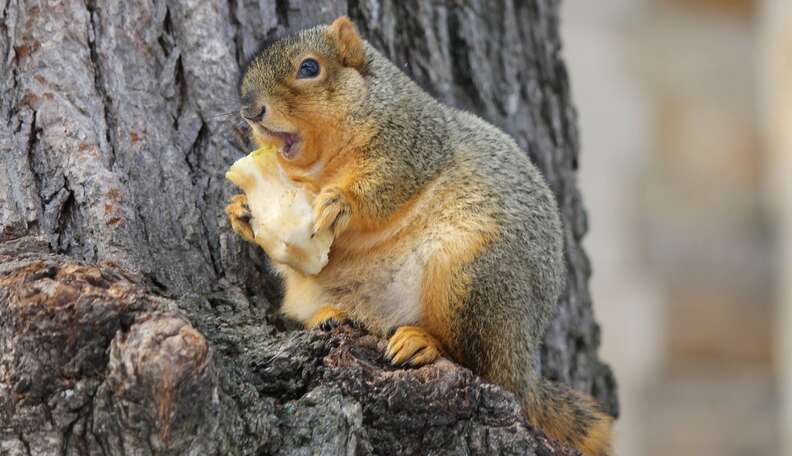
[[0, 1, 618, 455]]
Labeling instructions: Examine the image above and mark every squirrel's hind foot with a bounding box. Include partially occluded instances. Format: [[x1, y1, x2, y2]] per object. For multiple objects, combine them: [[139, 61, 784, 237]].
[[386, 325, 444, 367]]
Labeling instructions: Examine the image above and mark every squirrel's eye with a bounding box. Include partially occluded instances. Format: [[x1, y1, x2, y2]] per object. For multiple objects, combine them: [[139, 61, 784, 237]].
[[297, 58, 320, 79]]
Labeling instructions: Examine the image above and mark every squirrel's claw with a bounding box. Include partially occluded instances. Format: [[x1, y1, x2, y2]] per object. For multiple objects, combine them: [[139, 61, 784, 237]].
[[226, 194, 256, 244], [386, 325, 443, 367], [313, 187, 352, 238]]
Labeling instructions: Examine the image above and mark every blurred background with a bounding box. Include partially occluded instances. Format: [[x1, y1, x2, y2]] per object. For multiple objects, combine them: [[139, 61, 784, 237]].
[[560, 0, 791, 454]]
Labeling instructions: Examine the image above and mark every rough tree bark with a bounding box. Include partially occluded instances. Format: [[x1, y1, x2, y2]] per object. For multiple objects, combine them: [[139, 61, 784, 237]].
[[0, 1, 618, 455]]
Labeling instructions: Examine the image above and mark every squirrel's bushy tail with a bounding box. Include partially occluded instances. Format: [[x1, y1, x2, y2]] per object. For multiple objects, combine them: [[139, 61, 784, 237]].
[[522, 378, 613, 456]]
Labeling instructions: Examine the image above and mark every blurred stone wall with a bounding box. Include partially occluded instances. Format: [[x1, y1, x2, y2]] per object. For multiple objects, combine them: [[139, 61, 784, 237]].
[[760, 0, 792, 453], [562, 0, 782, 454]]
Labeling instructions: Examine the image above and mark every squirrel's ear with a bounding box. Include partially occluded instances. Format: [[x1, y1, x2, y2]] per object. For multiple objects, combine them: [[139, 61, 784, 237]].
[[327, 16, 365, 70]]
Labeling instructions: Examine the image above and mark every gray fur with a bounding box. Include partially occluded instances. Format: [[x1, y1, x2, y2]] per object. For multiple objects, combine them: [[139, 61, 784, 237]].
[[355, 42, 566, 380], [241, 24, 609, 454]]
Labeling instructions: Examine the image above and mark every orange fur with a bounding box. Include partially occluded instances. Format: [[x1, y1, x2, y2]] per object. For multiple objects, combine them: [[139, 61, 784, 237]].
[[280, 270, 325, 323], [331, 171, 438, 249], [304, 306, 348, 329], [386, 325, 444, 366], [312, 186, 353, 237], [326, 16, 366, 69], [579, 415, 614, 456], [523, 387, 614, 456], [420, 225, 495, 362], [225, 194, 254, 243]]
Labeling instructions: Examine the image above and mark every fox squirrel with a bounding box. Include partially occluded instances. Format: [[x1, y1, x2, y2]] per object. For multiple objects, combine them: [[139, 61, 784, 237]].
[[226, 16, 613, 456]]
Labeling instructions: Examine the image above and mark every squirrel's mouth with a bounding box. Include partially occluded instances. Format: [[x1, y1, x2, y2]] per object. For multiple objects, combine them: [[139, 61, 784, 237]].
[[260, 126, 300, 160]]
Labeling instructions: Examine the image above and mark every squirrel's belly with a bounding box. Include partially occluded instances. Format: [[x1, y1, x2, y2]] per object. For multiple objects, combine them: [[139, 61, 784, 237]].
[[372, 250, 425, 329], [325, 183, 443, 333], [324, 238, 432, 334]]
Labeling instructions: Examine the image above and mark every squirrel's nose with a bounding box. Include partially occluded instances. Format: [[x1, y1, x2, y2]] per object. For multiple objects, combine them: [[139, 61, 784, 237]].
[[240, 103, 266, 122]]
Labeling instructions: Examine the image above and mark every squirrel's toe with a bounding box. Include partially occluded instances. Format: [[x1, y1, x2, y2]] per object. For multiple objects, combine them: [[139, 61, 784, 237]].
[[313, 188, 351, 237], [386, 325, 443, 367], [226, 194, 255, 243]]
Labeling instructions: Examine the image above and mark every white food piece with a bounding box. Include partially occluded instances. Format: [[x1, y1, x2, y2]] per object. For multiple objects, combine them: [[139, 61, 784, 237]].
[[225, 147, 334, 275]]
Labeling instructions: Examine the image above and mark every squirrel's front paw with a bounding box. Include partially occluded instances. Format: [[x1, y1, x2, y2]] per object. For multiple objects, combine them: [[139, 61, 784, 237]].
[[225, 194, 256, 244], [313, 187, 352, 238], [386, 326, 443, 367]]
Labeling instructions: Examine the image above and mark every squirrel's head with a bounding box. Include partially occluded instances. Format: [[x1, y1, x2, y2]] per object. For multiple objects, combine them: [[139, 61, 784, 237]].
[[239, 16, 370, 174]]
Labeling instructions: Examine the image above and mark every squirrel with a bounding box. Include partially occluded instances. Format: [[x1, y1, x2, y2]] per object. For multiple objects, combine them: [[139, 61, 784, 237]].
[[226, 16, 613, 456]]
